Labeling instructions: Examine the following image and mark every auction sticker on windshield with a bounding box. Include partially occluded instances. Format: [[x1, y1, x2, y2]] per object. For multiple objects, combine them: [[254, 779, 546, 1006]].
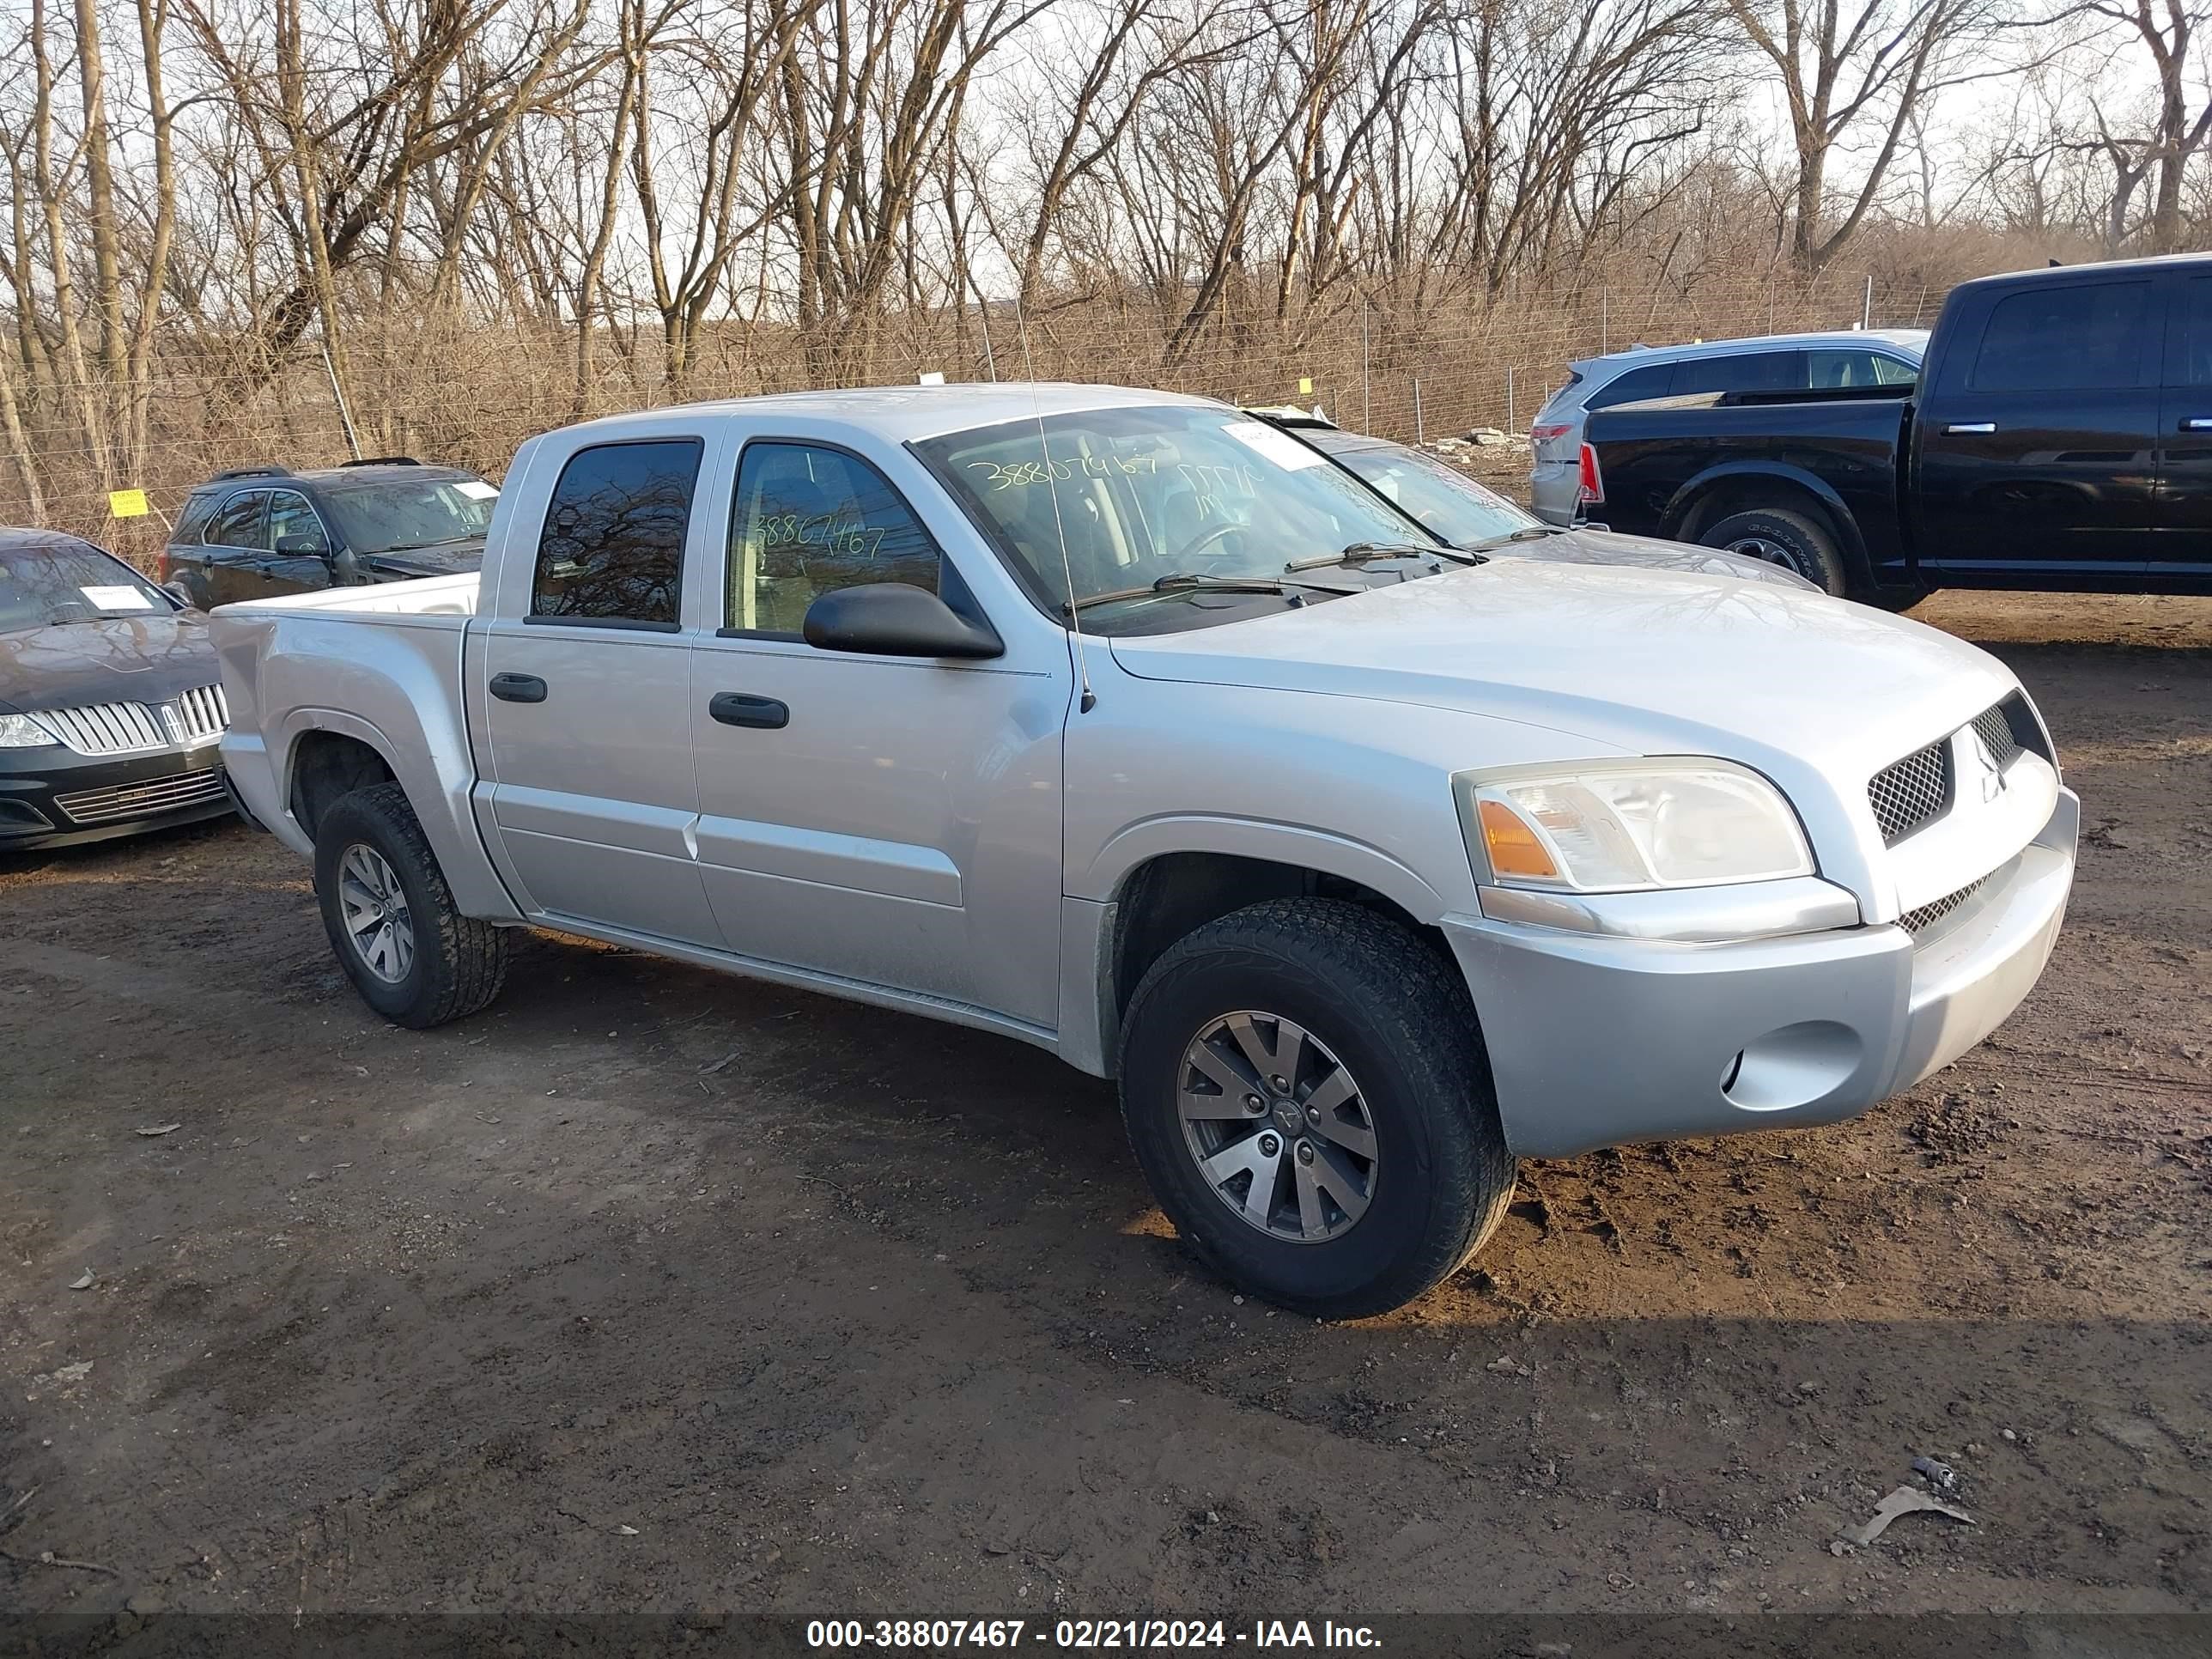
[[81, 585, 154, 610], [1221, 421, 1323, 471], [454, 480, 499, 500]]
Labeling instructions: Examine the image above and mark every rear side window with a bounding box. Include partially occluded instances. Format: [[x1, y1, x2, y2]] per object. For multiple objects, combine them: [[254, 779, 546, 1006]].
[[173, 494, 220, 546], [1969, 282, 2152, 392], [530, 439, 702, 627], [1668, 351, 1802, 397], [1585, 363, 1672, 410], [726, 442, 942, 635], [204, 491, 266, 550]]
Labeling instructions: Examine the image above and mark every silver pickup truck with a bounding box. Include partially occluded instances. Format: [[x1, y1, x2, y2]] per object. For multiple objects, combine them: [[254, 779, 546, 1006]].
[[213, 385, 2077, 1316]]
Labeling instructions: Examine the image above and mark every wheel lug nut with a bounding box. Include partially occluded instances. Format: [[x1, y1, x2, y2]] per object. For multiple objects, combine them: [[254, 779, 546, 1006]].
[[1243, 1093, 1264, 1113], [1269, 1075, 1288, 1091], [1258, 1133, 1280, 1157], [1297, 1141, 1316, 1164], [1305, 1104, 1321, 1121]]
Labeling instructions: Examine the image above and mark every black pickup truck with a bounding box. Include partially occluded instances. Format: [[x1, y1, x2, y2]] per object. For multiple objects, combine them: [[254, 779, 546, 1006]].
[[1580, 253, 2212, 603]]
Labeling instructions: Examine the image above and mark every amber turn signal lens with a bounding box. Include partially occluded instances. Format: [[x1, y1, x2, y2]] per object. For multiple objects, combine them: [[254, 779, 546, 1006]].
[[1477, 798, 1559, 879]]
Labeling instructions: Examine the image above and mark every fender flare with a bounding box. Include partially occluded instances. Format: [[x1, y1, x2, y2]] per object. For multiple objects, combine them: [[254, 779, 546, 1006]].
[[1660, 460, 1875, 591], [277, 705, 523, 923], [1083, 813, 1449, 923]]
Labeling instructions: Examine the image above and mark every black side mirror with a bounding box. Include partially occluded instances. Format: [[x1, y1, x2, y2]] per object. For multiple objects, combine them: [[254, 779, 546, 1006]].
[[802, 582, 1003, 659], [275, 535, 321, 556], [329, 547, 366, 584]]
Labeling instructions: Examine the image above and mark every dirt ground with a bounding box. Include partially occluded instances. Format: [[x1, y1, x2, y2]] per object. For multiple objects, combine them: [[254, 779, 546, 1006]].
[[2, 590, 2209, 1631]]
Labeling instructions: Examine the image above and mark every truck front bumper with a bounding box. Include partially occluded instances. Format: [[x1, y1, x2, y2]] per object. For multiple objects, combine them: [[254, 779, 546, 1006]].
[[1443, 788, 2077, 1159]]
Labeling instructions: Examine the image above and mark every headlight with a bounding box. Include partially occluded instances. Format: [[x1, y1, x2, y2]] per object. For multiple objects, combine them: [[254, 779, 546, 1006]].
[[1455, 760, 1813, 892], [0, 713, 58, 749]]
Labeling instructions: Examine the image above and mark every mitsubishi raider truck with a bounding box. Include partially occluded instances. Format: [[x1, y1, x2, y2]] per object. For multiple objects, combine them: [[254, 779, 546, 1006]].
[[1580, 252, 2212, 602], [211, 386, 2078, 1316]]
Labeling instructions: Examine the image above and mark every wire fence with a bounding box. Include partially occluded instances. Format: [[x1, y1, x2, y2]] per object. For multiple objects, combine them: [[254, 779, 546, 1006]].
[[1, 272, 1948, 562]]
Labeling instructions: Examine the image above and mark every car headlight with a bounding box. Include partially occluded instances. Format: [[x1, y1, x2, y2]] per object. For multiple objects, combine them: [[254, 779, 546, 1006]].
[[1455, 760, 1814, 892], [0, 712, 58, 749]]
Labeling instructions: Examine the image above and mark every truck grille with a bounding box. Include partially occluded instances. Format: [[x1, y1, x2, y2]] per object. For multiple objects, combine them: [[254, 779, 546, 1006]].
[[53, 766, 228, 826], [1868, 740, 1950, 843], [1899, 874, 1988, 936], [28, 684, 228, 757]]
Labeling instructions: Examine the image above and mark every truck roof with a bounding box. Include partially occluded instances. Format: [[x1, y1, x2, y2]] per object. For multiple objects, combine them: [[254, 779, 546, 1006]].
[[1954, 250, 2212, 294], [547, 382, 1226, 447]]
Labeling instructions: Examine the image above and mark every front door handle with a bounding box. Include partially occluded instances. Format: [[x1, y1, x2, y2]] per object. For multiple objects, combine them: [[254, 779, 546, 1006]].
[[709, 691, 789, 729], [1944, 422, 1997, 434], [489, 672, 547, 704], [2179, 417, 2212, 431]]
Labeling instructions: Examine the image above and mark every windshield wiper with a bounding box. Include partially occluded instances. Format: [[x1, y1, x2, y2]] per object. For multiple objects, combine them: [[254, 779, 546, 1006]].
[[379, 534, 483, 553], [1466, 525, 1567, 553], [1286, 540, 1483, 573], [1066, 570, 1357, 614]]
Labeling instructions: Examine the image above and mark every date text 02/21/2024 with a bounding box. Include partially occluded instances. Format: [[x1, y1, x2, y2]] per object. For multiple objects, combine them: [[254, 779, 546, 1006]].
[[805, 1620, 1382, 1650]]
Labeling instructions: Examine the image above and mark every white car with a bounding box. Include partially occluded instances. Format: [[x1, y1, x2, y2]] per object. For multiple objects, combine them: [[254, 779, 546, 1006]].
[[211, 384, 2075, 1316], [1529, 329, 1929, 523]]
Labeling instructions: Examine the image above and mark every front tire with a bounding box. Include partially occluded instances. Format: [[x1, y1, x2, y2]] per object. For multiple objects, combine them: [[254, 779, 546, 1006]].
[[1117, 899, 1515, 1318], [1700, 505, 1848, 595], [313, 781, 507, 1029]]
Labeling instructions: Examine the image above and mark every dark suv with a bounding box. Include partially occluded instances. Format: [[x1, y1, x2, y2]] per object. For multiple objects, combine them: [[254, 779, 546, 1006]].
[[159, 458, 498, 608]]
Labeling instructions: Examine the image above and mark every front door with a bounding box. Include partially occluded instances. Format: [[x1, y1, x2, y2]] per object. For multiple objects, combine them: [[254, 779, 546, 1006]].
[[478, 434, 720, 947], [687, 437, 1067, 1027], [254, 489, 338, 597], [1913, 274, 2161, 586], [2152, 269, 2212, 588]]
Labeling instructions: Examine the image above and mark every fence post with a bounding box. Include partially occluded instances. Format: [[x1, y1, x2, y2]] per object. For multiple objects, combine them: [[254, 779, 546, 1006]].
[[1361, 299, 1371, 433], [1506, 364, 1516, 434], [1601, 288, 1609, 356], [1863, 274, 1874, 330], [1413, 378, 1424, 445]]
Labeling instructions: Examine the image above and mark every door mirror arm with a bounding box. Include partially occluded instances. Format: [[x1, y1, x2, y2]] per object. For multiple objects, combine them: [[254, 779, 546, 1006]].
[[328, 547, 366, 584], [801, 583, 1004, 659]]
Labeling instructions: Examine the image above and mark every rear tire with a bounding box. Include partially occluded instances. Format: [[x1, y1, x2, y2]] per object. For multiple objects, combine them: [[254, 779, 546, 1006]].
[[313, 781, 507, 1029], [1117, 898, 1515, 1318], [1700, 505, 1848, 596]]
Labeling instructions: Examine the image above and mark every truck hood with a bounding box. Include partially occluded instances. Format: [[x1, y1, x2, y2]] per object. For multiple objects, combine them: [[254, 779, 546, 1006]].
[[1105, 558, 2015, 787]]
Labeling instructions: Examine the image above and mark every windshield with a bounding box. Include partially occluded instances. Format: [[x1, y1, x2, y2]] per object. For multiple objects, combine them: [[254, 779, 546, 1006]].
[[321, 477, 497, 555], [915, 405, 1441, 631], [0, 539, 173, 633], [1324, 441, 1538, 548]]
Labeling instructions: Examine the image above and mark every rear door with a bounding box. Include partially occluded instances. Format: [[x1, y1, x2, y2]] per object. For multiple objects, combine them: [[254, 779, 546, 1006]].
[[198, 490, 269, 605], [1912, 275, 2160, 585], [477, 431, 722, 946], [2151, 267, 2212, 587], [1667, 349, 1806, 399], [686, 434, 1067, 1027]]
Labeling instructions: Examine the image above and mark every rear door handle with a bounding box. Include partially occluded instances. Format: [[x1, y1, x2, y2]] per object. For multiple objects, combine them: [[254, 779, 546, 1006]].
[[489, 672, 547, 704], [709, 692, 789, 730], [1944, 422, 1997, 434], [2180, 417, 2212, 431]]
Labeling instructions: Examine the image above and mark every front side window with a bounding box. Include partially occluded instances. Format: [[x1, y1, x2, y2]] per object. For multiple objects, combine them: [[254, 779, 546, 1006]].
[[916, 405, 1440, 633], [266, 490, 331, 554], [726, 443, 942, 635], [322, 476, 498, 556], [531, 441, 701, 625], [204, 491, 266, 550], [1970, 282, 2151, 392], [1808, 349, 1918, 389], [1326, 443, 1534, 548]]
